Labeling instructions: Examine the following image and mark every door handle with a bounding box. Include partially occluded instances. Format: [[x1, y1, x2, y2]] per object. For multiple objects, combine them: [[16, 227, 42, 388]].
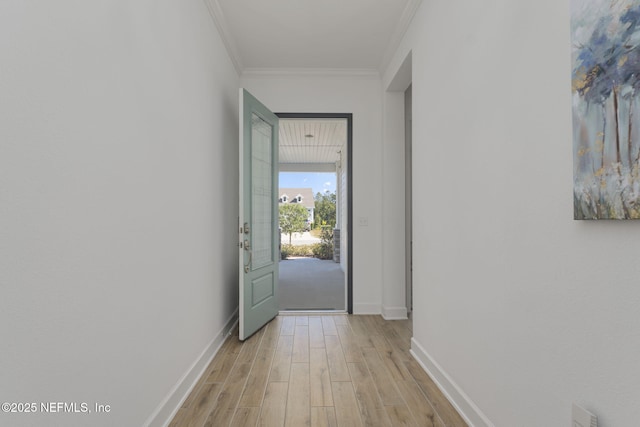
[[243, 239, 252, 273]]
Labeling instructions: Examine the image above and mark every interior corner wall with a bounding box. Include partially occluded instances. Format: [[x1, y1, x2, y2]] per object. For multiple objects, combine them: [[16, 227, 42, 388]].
[[240, 74, 383, 314], [381, 90, 407, 319], [383, 1, 640, 426], [0, 1, 239, 426]]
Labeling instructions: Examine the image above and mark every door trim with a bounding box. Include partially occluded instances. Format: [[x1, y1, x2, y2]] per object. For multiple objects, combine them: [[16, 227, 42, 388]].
[[275, 112, 353, 314]]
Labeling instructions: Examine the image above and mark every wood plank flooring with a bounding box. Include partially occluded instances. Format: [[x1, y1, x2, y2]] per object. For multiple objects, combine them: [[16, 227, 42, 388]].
[[169, 315, 468, 427]]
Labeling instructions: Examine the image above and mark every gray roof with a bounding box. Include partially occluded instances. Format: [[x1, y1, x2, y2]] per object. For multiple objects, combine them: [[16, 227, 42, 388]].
[[278, 188, 315, 209]]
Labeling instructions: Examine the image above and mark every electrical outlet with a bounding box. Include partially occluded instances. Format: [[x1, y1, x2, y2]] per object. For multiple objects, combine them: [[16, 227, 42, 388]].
[[358, 216, 368, 227], [572, 404, 597, 427]]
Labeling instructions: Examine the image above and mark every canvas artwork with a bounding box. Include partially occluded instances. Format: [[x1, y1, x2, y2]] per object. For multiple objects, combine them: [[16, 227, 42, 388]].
[[572, 0, 640, 219]]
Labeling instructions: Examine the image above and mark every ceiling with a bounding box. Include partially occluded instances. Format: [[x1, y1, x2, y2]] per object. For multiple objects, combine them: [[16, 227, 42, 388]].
[[279, 119, 346, 167], [210, 0, 421, 72], [208, 2, 419, 167]]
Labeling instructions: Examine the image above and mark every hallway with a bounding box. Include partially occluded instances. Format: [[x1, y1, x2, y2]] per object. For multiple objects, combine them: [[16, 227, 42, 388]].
[[169, 315, 467, 427]]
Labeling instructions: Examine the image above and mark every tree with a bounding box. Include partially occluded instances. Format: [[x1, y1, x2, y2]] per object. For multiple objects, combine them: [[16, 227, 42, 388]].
[[573, 8, 640, 170], [618, 6, 640, 166], [572, 4, 640, 218], [279, 203, 308, 244], [314, 192, 336, 228], [573, 17, 616, 170]]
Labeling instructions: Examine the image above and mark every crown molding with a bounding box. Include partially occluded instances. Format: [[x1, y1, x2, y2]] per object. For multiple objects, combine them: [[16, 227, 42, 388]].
[[205, 0, 421, 78], [204, 0, 244, 74], [241, 68, 381, 79], [379, 0, 423, 74]]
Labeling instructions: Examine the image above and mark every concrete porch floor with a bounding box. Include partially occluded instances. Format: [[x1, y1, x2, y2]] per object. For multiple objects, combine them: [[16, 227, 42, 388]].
[[278, 257, 345, 310]]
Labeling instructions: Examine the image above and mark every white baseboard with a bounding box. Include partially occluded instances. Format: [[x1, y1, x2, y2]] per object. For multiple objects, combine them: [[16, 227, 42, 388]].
[[353, 303, 381, 314], [410, 338, 494, 427], [381, 306, 408, 320], [144, 308, 239, 427]]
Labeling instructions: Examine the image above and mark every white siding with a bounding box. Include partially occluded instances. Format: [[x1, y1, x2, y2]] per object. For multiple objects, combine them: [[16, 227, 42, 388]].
[[340, 149, 349, 273]]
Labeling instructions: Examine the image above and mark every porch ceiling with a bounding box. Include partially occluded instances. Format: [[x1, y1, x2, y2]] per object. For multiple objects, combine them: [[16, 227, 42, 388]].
[[279, 119, 345, 166]]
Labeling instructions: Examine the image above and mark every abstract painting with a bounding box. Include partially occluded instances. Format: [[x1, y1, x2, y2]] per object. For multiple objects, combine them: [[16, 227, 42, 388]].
[[572, 0, 640, 219]]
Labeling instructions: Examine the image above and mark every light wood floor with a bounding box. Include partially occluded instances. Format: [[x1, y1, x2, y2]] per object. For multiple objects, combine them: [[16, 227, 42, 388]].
[[169, 314, 468, 427]]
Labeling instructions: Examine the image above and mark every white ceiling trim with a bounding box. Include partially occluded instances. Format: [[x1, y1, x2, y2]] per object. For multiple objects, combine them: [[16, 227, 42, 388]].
[[379, 0, 423, 74], [242, 68, 380, 79], [204, 0, 243, 74], [206, 0, 421, 76]]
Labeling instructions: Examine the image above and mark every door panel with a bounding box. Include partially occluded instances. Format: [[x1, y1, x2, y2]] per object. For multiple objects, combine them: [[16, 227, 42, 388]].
[[239, 89, 279, 341]]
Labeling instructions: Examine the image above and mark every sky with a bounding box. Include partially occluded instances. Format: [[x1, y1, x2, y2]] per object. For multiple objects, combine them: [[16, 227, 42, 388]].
[[279, 172, 336, 195]]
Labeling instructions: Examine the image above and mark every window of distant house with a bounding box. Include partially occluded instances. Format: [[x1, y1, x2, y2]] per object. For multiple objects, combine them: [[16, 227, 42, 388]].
[[281, 195, 288, 203]]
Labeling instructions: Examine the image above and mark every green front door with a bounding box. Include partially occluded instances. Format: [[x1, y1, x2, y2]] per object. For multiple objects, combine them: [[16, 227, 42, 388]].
[[239, 89, 279, 341]]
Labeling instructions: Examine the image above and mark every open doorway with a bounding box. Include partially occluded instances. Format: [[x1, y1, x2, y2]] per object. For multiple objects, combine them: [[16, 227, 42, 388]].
[[276, 114, 352, 313], [383, 50, 412, 320]]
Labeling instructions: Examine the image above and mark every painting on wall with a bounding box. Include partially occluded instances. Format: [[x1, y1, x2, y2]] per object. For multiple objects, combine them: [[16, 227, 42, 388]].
[[572, 0, 640, 219]]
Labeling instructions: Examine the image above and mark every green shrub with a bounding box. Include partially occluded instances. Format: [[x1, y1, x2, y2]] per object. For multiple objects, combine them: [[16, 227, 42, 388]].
[[280, 244, 291, 259], [280, 228, 334, 260], [312, 226, 334, 260], [280, 244, 314, 259], [311, 243, 332, 259]]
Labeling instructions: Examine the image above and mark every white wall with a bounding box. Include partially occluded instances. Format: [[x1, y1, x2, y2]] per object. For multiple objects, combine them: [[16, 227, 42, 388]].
[[383, 1, 640, 426], [381, 90, 408, 319], [241, 73, 383, 313], [0, 1, 239, 426]]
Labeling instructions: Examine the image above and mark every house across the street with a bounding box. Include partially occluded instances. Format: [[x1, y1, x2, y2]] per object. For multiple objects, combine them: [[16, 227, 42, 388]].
[[278, 187, 315, 227]]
